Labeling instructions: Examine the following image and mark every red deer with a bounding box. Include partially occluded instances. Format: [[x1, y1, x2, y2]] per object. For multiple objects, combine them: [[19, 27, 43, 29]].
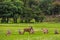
[[6, 30, 11, 36], [42, 28, 48, 34], [54, 29, 59, 34], [23, 26, 34, 34], [18, 29, 23, 35]]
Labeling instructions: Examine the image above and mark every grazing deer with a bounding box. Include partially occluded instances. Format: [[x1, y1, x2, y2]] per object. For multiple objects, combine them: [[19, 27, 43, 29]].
[[42, 28, 48, 34], [54, 29, 59, 34], [18, 29, 23, 35], [6, 30, 11, 36], [23, 26, 34, 34]]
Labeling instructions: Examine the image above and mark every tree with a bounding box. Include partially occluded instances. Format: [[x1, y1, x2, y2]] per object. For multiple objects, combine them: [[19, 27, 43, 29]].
[[12, 1, 23, 23], [0, 2, 14, 23], [39, 0, 54, 15]]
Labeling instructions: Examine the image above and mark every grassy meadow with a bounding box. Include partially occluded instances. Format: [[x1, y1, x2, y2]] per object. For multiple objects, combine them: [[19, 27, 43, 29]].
[[0, 22, 60, 40]]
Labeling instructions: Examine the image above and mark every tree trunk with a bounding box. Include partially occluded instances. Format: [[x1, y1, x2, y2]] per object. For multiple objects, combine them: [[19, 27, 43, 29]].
[[13, 18, 17, 23], [1, 17, 6, 23], [6, 17, 9, 23]]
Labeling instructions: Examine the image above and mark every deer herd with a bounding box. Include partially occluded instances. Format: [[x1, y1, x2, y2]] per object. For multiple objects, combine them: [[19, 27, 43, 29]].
[[6, 26, 59, 36]]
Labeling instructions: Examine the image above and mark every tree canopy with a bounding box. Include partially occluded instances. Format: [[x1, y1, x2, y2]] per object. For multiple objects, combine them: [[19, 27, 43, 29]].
[[0, 0, 60, 23]]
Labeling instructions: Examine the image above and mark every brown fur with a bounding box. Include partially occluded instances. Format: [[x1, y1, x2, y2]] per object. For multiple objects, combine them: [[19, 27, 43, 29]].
[[6, 30, 11, 36], [42, 28, 48, 34], [18, 29, 23, 35], [23, 27, 34, 34], [54, 29, 59, 34]]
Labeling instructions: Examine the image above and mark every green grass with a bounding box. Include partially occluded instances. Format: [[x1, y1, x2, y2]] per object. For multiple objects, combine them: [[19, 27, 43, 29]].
[[0, 22, 60, 40]]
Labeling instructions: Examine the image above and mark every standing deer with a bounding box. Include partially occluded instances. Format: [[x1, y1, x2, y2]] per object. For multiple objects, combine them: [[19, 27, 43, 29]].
[[23, 26, 34, 34], [54, 29, 59, 34], [6, 30, 11, 36], [42, 28, 48, 34], [18, 29, 23, 35]]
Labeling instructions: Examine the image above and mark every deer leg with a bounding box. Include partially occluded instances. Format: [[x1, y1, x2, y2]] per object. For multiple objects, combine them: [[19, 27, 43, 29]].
[[23, 30, 25, 34]]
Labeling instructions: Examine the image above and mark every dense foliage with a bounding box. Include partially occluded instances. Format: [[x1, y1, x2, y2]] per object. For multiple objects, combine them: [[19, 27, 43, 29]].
[[0, 0, 60, 23]]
